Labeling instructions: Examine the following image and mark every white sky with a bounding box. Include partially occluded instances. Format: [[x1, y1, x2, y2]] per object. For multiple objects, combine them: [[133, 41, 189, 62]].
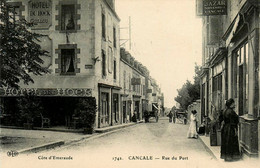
[[115, 0, 202, 108]]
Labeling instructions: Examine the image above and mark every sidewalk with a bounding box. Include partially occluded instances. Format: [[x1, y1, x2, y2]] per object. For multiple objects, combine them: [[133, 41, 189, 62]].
[[198, 135, 259, 168], [0, 121, 142, 154]]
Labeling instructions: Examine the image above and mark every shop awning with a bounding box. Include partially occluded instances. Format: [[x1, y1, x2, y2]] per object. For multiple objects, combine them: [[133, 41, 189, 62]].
[[223, 14, 240, 47]]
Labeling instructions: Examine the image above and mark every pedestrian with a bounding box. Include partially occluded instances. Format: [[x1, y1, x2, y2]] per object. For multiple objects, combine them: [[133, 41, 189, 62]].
[[173, 111, 176, 123], [198, 118, 206, 135], [187, 110, 198, 139], [154, 109, 159, 122], [132, 111, 137, 122], [220, 98, 240, 161], [168, 111, 173, 123]]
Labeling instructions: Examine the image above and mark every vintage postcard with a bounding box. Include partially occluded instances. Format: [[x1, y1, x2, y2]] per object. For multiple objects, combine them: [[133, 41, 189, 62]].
[[0, 0, 259, 168]]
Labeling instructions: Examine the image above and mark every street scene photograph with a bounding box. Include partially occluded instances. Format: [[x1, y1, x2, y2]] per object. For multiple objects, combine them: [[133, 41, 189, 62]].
[[0, 0, 260, 168]]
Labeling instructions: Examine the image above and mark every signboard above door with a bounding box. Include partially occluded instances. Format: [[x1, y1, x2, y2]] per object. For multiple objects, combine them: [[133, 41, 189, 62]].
[[196, 0, 227, 16], [28, 0, 52, 29]]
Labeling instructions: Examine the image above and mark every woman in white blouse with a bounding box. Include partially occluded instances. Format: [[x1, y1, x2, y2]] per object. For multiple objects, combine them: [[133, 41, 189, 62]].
[[187, 110, 198, 139]]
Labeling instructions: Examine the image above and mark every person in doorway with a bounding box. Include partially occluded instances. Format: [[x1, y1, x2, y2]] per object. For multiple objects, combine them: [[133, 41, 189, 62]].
[[168, 111, 173, 123], [132, 111, 137, 122], [220, 98, 240, 161], [187, 110, 198, 139]]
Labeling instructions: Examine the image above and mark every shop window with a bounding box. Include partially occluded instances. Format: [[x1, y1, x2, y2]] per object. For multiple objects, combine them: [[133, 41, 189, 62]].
[[212, 74, 222, 110], [102, 13, 106, 39], [101, 92, 109, 125], [61, 49, 75, 75], [102, 50, 106, 77], [61, 5, 75, 31], [233, 41, 249, 115]]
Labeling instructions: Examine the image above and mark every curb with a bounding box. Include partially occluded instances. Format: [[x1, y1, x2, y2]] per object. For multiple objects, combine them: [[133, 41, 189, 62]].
[[18, 141, 65, 154], [95, 121, 143, 133], [95, 123, 135, 133], [15, 121, 143, 154], [198, 136, 218, 160]]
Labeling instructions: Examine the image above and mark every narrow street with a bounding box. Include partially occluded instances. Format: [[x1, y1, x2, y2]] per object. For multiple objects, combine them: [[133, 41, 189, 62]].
[[27, 118, 220, 168]]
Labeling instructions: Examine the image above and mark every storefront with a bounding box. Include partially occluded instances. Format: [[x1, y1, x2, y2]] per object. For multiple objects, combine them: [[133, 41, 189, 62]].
[[223, 2, 259, 157], [0, 87, 93, 127], [98, 83, 121, 128]]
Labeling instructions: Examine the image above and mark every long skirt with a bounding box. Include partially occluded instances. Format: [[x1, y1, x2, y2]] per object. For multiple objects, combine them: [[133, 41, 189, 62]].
[[187, 120, 197, 138], [220, 124, 240, 161]]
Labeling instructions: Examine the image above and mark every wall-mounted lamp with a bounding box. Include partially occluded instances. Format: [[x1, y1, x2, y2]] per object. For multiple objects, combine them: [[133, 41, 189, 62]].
[[92, 56, 100, 64]]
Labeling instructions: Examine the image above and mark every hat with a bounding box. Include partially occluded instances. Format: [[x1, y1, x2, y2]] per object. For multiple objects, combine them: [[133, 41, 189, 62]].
[[225, 98, 235, 108], [191, 110, 197, 114]]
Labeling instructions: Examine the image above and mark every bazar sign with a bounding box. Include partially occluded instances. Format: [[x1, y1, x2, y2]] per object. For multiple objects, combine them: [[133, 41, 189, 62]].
[[0, 88, 92, 97], [28, 0, 52, 29], [203, 0, 227, 15]]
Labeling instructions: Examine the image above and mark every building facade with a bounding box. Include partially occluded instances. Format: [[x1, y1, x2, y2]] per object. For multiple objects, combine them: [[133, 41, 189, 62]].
[[198, 0, 260, 157], [0, 0, 164, 130], [1, 0, 120, 129]]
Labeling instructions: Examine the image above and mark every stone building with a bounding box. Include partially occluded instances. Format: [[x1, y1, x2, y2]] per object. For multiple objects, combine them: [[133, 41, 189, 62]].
[[1, 0, 120, 129], [0, 0, 164, 130], [198, 0, 260, 157], [119, 48, 164, 121]]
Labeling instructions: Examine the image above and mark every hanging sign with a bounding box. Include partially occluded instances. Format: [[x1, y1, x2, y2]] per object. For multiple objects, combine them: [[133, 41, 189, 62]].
[[202, 0, 227, 16], [28, 0, 52, 29]]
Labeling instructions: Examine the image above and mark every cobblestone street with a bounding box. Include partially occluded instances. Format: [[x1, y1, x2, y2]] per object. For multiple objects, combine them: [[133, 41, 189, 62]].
[[18, 118, 219, 168]]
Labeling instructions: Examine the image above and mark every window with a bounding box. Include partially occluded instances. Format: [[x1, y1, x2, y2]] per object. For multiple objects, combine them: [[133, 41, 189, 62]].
[[102, 13, 106, 39], [9, 6, 20, 22], [108, 47, 112, 73], [212, 73, 222, 110], [56, 1, 80, 32], [61, 49, 75, 75], [113, 60, 116, 80], [129, 75, 131, 90], [232, 42, 249, 115], [113, 27, 116, 48], [6, 2, 24, 26], [61, 5, 75, 31], [123, 71, 126, 89], [102, 50, 106, 76], [101, 92, 109, 125]]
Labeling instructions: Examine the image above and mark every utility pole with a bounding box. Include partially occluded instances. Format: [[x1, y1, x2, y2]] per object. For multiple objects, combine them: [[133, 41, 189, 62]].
[[120, 16, 132, 50], [129, 16, 131, 50]]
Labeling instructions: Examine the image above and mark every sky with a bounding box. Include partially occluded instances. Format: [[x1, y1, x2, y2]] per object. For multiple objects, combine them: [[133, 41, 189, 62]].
[[115, 0, 202, 108]]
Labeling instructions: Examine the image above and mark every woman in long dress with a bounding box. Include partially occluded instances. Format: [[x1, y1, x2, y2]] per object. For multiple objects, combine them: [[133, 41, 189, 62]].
[[220, 98, 240, 161], [187, 110, 198, 139]]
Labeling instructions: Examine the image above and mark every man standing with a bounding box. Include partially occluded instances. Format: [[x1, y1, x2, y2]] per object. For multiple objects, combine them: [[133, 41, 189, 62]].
[[168, 111, 173, 123]]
